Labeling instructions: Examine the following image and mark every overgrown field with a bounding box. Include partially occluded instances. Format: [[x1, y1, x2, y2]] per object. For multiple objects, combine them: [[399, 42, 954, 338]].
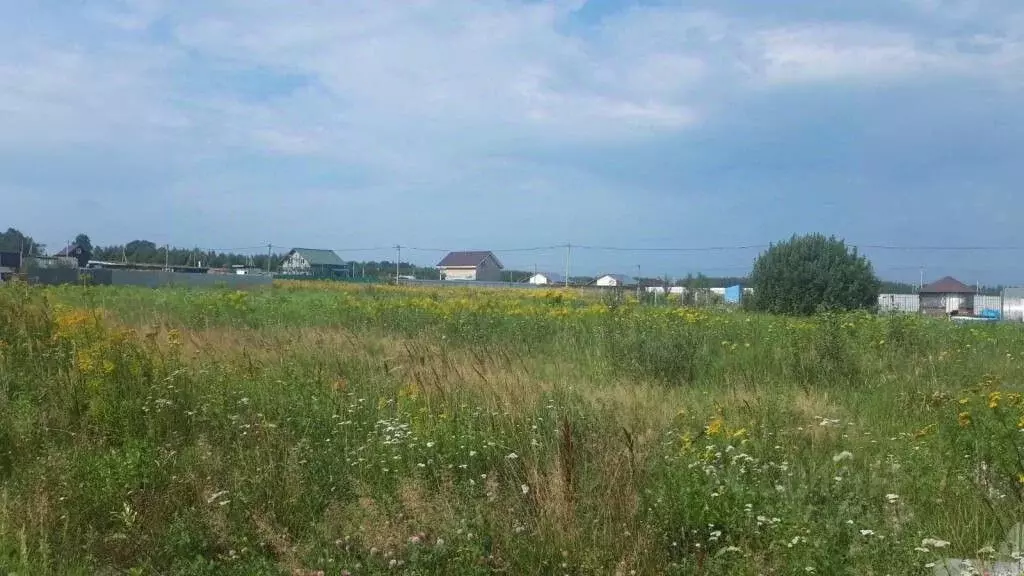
[[3, 281, 1024, 574]]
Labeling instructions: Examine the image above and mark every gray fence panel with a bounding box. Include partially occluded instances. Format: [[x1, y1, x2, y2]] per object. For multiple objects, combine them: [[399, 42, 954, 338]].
[[109, 270, 272, 289], [878, 293, 919, 313]]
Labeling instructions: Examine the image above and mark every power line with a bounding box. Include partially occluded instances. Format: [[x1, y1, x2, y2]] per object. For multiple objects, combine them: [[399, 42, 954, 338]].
[[403, 245, 563, 254], [574, 244, 769, 252], [856, 244, 1024, 251]]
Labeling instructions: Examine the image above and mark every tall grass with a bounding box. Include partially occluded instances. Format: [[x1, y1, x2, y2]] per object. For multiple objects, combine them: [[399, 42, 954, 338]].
[[2, 281, 1024, 574]]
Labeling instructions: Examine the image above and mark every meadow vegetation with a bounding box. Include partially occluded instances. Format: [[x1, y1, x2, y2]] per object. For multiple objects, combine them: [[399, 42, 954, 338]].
[[2, 280, 1024, 574]]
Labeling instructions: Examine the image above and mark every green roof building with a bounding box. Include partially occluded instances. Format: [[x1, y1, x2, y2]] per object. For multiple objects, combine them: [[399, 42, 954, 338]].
[[280, 248, 348, 277]]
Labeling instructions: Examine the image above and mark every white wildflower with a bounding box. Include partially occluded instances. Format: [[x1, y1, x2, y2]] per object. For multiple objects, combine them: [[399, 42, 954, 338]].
[[921, 538, 950, 549], [521, 484, 530, 495], [506, 452, 519, 460], [832, 451, 853, 463], [860, 529, 875, 537], [885, 493, 900, 504]]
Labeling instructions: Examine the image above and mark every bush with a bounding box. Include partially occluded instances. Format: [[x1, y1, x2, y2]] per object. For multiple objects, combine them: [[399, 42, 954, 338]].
[[747, 234, 879, 315]]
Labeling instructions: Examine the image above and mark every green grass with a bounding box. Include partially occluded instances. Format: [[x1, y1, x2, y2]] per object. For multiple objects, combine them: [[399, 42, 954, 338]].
[[2, 281, 1024, 574]]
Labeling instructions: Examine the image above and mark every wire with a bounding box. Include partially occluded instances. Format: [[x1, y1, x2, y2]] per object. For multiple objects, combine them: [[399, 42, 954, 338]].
[[856, 244, 1024, 251], [574, 244, 768, 252]]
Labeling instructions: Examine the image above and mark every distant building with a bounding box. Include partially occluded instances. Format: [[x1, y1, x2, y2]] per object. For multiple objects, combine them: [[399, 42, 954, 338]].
[[55, 244, 90, 266], [526, 272, 565, 286], [280, 248, 348, 277], [437, 251, 503, 281], [0, 251, 20, 281], [919, 276, 976, 317], [594, 274, 637, 288]]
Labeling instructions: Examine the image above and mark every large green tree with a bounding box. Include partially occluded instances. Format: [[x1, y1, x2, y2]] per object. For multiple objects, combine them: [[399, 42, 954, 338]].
[[747, 234, 880, 315], [0, 228, 42, 256]]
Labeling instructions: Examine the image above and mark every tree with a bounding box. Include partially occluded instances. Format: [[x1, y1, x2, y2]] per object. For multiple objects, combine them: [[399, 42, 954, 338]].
[[0, 228, 42, 256], [746, 234, 880, 315], [73, 234, 93, 267]]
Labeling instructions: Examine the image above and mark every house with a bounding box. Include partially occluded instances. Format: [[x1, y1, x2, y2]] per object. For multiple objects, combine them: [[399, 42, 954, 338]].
[[437, 251, 503, 281], [526, 272, 565, 286], [919, 276, 976, 317], [280, 248, 348, 277], [54, 244, 86, 267], [594, 274, 637, 287]]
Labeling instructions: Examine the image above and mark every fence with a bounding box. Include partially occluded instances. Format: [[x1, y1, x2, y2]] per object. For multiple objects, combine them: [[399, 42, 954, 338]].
[[398, 278, 550, 290], [878, 294, 920, 314], [1004, 288, 1024, 322], [28, 268, 272, 289]]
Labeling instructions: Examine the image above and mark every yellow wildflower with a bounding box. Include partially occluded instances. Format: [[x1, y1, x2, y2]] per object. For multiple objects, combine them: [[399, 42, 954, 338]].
[[706, 416, 724, 436], [989, 392, 1002, 409], [913, 424, 936, 439], [958, 411, 972, 428]]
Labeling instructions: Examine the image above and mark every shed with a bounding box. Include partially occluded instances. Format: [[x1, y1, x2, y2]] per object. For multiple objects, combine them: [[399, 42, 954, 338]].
[[594, 274, 637, 288], [919, 276, 976, 317], [437, 251, 503, 281], [280, 248, 348, 277], [526, 272, 565, 286]]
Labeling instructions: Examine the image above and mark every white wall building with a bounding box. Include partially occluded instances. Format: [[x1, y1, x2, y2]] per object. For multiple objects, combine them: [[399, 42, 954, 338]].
[[526, 272, 565, 285], [594, 274, 636, 287]]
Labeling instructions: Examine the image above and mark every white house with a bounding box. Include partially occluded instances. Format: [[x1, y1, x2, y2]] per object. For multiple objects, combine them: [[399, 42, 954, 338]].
[[594, 274, 637, 287], [526, 272, 565, 285], [437, 251, 504, 281]]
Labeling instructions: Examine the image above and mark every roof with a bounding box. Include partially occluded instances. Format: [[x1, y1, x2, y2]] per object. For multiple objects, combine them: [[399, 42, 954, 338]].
[[437, 251, 503, 269], [55, 244, 83, 257], [529, 272, 565, 283], [920, 276, 976, 294], [288, 248, 345, 267], [597, 273, 637, 285]]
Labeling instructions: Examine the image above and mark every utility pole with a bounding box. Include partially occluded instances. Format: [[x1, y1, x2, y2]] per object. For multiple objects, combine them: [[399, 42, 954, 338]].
[[164, 244, 170, 271], [395, 245, 401, 282], [919, 266, 924, 291], [564, 243, 571, 287], [636, 264, 642, 300], [266, 243, 272, 274]]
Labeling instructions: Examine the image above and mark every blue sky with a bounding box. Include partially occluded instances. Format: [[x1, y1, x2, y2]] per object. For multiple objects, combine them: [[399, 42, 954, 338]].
[[2, 0, 1022, 283]]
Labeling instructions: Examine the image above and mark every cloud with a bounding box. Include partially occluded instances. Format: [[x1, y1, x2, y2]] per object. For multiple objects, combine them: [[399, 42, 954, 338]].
[[1, 0, 1023, 282]]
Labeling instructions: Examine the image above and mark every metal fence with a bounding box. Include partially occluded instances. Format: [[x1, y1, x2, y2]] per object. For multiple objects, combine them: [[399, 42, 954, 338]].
[[878, 293, 920, 313], [397, 278, 551, 290], [1004, 288, 1024, 322], [28, 268, 272, 289]]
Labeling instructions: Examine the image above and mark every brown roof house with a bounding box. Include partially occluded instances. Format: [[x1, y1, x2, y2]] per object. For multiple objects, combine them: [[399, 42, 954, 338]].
[[920, 276, 976, 317], [437, 251, 503, 281]]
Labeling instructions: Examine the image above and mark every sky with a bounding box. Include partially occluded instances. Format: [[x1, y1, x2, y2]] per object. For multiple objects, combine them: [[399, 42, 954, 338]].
[[2, 0, 1023, 284]]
